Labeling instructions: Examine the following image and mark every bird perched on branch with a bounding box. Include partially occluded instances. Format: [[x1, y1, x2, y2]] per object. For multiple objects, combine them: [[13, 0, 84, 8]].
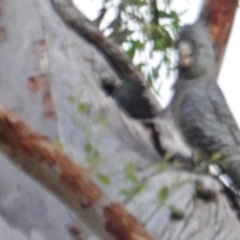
[[169, 21, 240, 188]]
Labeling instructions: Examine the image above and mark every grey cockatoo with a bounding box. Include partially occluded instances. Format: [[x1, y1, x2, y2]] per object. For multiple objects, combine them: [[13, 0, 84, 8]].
[[169, 21, 240, 188]]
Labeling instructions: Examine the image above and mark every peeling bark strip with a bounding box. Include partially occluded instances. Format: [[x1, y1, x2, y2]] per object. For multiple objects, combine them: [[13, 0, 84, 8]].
[[0, 104, 155, 240], [104, 203, 155, 240], [0, 105, 102, 207]]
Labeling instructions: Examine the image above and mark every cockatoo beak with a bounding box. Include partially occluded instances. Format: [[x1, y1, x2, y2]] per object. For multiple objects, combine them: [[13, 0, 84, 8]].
[[178, 41, 193, 67]]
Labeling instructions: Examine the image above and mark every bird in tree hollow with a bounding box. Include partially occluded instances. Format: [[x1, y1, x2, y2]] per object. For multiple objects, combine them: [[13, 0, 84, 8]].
[[169, 21, 240, 189]]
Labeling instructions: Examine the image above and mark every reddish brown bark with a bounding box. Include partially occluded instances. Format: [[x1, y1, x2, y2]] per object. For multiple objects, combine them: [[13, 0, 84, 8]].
[[200, 0, 238, 64], [0, 105, 102, 208], [0, 104, 155, 240], [104, 203, 156, 240]]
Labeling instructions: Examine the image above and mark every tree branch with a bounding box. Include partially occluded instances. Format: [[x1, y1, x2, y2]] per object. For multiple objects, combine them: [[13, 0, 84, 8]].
[[50, 0, 161, 119], [49, 0, 238, 160], [200, 0, 238, 73], [0, 104, 155, 240]]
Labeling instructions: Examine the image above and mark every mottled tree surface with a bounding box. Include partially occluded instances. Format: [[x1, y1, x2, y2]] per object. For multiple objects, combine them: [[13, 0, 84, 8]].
[[0, 0, 239, 240]]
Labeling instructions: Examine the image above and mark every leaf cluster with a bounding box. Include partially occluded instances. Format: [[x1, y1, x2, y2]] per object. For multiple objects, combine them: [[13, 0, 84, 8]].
[[94, 0, 182, 93]]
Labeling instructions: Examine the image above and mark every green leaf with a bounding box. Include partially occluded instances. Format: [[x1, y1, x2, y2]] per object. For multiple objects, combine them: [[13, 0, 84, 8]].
[[78, 103, 89, 113], [211, 152, 222, 162], [124, 162, 138, 182], [121, 183, 145, 198], [67, 95, 75, 103], [97, 173, 111, 185], [158, 186, 170, 205], [124, 162, 135, 172], [126, 40, 144, 60], [163, 151, 173, 161], [100, 0, 183, 97], [84, 142, 102, 167], [54, 140, 64, 150], [84, 142, 93, 153]]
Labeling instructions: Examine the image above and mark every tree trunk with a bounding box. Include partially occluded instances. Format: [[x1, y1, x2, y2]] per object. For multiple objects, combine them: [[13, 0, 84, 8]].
[[0, 0, 239, 239]]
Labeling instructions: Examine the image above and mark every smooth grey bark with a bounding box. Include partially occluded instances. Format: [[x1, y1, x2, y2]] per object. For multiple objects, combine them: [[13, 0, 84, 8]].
[[0, 0, 239, 240]]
